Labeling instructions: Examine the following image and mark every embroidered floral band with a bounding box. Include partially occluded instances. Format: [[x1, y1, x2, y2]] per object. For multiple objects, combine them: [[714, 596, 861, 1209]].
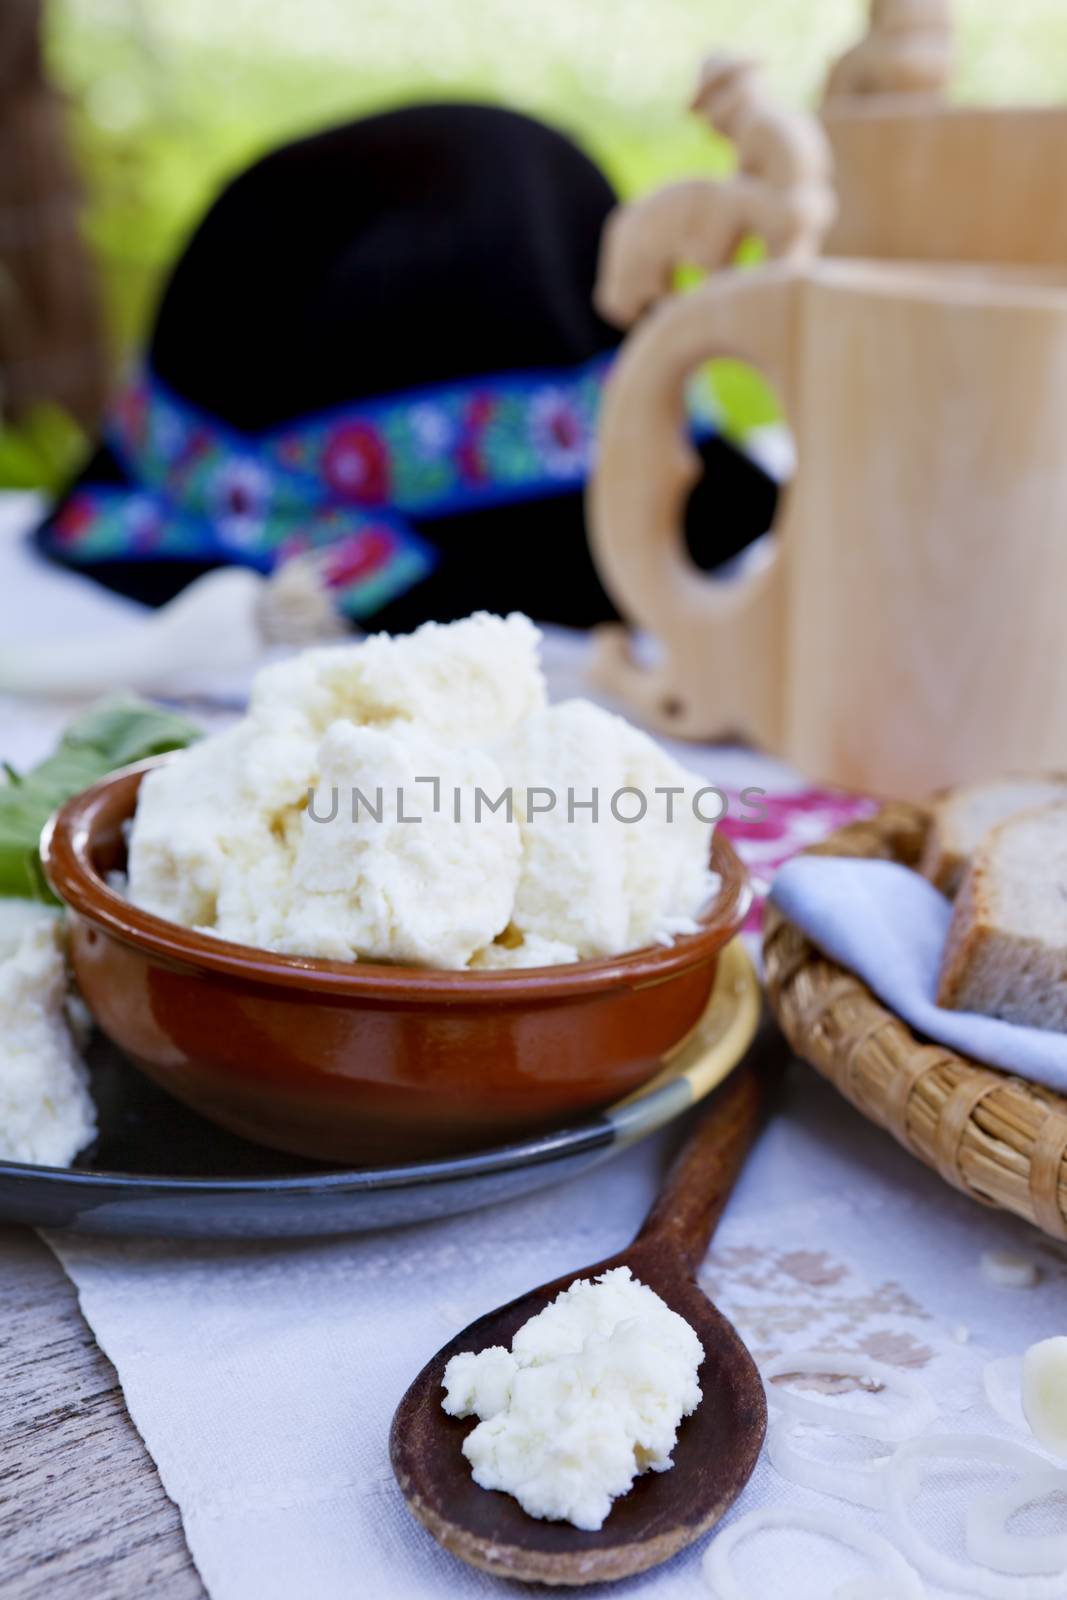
[[42, 354, 631, 619]]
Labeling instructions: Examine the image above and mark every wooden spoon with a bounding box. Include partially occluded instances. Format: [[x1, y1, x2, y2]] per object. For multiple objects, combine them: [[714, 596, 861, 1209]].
[[390, 1044, 777, 1585]]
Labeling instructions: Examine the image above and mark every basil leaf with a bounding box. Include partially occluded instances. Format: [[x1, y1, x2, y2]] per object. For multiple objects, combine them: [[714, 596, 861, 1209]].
[[0, 696, 202, 903]]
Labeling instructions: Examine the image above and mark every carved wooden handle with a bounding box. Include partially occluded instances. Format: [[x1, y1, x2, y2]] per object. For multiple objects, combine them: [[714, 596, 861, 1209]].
[[596, 53, 834, 330], [824, 0, 954, 104], [587, 262, 800, 746]]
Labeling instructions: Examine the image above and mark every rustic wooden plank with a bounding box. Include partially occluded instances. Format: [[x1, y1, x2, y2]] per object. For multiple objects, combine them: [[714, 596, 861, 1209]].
[[0, 1227, 204, 1600]]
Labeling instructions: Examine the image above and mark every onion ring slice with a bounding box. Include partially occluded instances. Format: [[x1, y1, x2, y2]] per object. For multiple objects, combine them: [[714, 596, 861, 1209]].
[[966, 1468, 1067, 1577], [702, 1506, 926, 1600], [761, 1350, 937, 1442], [885, 1434, 1067, 1599], [767, 1417, 891, 1510]]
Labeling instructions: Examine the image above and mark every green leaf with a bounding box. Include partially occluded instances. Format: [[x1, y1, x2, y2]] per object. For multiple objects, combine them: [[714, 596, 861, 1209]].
[[0, 697, 202, 903], [54, 695, 202, 768]]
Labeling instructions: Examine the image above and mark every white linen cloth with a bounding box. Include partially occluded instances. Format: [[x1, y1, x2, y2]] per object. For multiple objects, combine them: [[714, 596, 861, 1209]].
[[4, 496, 1066, 1600], [44, 1084, 1067, 1600], [773, 854, 1067, 1096]]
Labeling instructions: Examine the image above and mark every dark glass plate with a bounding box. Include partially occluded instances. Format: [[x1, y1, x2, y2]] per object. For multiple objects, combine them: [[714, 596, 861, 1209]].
[[0, 943, 757, 1239]]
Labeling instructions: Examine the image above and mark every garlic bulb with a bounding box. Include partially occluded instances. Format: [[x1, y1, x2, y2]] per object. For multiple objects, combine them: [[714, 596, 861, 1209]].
[[1022, 1336, 1067, 1457]]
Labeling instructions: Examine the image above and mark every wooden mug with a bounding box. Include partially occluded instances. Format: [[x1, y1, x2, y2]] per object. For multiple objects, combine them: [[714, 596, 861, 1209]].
[[821, 0, 1067, 270], [588, 256, 1067, 799], [825, 105, 1067, 270]]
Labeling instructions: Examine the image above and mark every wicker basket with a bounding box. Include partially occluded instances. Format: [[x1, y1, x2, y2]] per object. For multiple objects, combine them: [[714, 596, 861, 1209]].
[[763, 802, 1067, 1242]]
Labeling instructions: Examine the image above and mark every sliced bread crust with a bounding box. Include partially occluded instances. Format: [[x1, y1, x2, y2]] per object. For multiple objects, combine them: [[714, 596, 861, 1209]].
[[922, 777, 1067, 897], [937, 801, 1067, 1032]]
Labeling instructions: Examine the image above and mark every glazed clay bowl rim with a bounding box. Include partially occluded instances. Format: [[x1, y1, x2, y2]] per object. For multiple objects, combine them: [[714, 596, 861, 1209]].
[[41, 757, 751, 1004]]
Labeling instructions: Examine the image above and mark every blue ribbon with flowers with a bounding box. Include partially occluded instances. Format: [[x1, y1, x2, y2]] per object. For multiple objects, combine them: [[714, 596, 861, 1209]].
[[45, 354, 717, 619]]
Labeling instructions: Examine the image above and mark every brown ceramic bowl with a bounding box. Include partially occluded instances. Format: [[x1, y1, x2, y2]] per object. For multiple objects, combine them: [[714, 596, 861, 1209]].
[[42, 760, 751, 1165]]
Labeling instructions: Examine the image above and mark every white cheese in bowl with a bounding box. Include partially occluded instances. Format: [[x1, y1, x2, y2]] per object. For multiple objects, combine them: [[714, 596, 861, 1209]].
[[441, 1266, 704, 1530], [127, 612, 719, 970], [249, 607, 547, 747], [491, 697, 717, 965], [247, 721, 521, 968]]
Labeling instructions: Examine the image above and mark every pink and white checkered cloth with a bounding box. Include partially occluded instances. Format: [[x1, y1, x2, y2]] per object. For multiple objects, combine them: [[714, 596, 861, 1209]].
[[720, 787, 878, 932]]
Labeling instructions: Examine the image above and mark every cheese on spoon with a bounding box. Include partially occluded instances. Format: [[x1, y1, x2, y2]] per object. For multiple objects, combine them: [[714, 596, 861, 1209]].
[[441, 1266, 704, 1530]]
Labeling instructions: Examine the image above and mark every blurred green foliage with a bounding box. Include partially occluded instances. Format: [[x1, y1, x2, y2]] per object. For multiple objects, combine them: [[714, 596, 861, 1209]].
[[5, 0, 1067, 490], [0, 405, 87, 491]]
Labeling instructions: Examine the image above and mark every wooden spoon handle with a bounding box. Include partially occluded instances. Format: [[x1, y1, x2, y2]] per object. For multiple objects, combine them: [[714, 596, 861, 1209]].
[[634, 1031, 783, 1269]]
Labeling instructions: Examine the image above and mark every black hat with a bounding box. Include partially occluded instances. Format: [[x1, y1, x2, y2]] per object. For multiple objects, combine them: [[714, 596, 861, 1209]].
[[35, 102, 776, 629]]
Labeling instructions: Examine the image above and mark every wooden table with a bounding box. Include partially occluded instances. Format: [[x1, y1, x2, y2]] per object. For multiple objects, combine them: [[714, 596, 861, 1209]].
[[0, 1229, 203, 1598], [0, 499, 201, 1592]]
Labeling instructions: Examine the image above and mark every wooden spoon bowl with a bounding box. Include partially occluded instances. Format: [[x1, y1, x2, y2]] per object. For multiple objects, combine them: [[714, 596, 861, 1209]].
[[390, 1047, 776, 1585]]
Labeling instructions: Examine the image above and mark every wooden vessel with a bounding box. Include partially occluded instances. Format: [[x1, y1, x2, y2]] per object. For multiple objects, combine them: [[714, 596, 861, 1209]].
[[588, 3, 1067, 795]]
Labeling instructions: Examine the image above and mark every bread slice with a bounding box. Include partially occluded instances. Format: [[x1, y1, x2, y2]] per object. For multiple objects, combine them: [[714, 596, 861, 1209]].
[[921, 777, 1067, 896], [938, 802, 1067, 1031]]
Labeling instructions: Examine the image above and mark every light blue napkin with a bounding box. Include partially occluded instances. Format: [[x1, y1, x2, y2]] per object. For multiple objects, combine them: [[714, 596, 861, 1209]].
[[770, 854, 1067, 1096]]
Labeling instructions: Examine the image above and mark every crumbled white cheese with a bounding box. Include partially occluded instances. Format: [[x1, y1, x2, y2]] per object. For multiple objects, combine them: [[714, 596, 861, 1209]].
[[250, 609, 546, 747], [242, 721, 520, 968], [128, 613, 717, 970], [980, 1249, 1041, 1289], [127, 718, 318, 929], [1021, 1335, 1067, 1456], [491, 698, 717, 962], [441, 1266, 704, 1530], [0, 904, 96, 1167], [469, 930, 579, 970]]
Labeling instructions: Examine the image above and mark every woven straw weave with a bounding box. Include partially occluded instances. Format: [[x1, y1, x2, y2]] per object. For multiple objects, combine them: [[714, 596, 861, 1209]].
[[762, 802, 1067, 1241]]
